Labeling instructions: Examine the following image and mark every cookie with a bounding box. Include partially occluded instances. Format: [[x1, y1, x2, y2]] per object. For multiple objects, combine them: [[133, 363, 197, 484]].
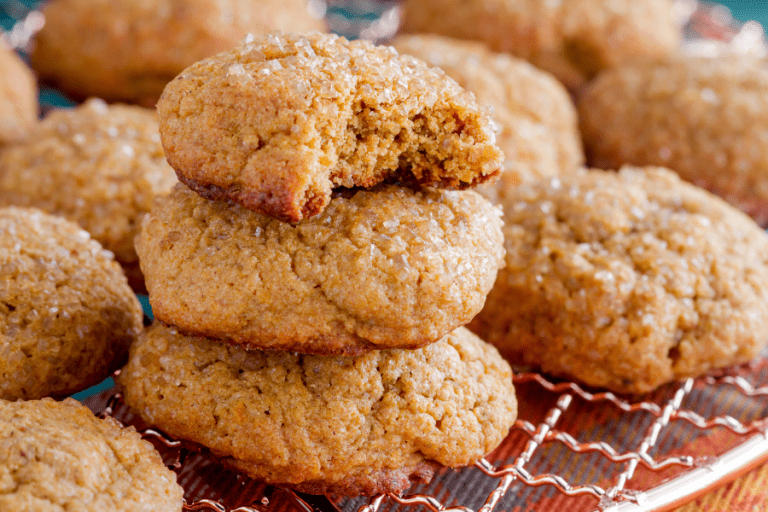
[[0, 43, 37, 145], [157, 31, 503, 223], [31, 0, 325, 107], [0, 207, 143, 400], [137, 183, 504, 355], [0, 397, 183, 511], [578, 56, 768, 226], [400, 0, 680, 91], [392, 34, 584, 198], [118, 322, 516, 496], [469, 167, 768, 394], [0, 98, 178, 291]]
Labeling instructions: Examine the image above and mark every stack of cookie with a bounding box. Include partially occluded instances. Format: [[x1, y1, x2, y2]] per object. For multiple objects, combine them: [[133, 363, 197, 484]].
[[118, 31, 518, 496]]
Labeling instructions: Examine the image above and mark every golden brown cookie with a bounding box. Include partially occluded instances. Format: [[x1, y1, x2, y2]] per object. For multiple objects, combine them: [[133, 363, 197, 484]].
[[31, 0, 325, 107], [0, 98, 178, 291], [0, 397, 183, 511], [157, 31, 503, 223], [118, 323, 516, 496], [0, 43, 37, 144], [469, 167, 768, 394], [392, 34, 584, 199], [400, 0, 680, 91], [578, 56, 768, 226], [0, 207, 143, 400], [137, 183, 504, 355]]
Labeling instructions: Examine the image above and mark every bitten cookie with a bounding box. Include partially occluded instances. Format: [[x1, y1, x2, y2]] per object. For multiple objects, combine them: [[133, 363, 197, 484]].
[[0, 98, 178, 291], [0, 207, 143, 400], [0, 397, 183, 511], [392, 34, 584, 197], [0, 43, 37, 144], [400, 0, 680, 91], [31, 0, 324, 106], [137, 183, 504, 355], [469, 167, 768, 394], [578, 56, 768, 226], [157, 31, 503, 222], [118, 323, 516, 496]]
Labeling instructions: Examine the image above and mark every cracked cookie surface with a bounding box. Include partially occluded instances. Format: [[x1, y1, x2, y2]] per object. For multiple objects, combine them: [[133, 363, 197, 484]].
[[0, 99, 178, 291], [0, 207, 143, 400], [469, 167, 768, 394], [392, 34, 583, 197], [579, 56, 768, 226], [157, 31, 503, 222], [137, 183, 504, 355], [0, 397, 183, 512], [118, 323, 516, 496]]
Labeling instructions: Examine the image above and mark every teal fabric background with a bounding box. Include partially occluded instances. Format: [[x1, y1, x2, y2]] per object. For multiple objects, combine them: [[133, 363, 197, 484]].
[[717, 1, 768, 28]]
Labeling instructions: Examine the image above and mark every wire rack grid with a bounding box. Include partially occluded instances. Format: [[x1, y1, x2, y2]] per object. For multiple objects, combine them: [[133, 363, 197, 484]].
[[81, 353, 768, 512], [4, 0, 768, 511]]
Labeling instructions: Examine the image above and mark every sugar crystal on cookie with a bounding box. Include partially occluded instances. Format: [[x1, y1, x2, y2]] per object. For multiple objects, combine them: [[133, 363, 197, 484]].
[[158, 31, 503, 222]]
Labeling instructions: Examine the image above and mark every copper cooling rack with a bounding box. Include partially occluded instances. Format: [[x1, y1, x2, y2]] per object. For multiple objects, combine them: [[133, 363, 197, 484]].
[[80, 351, 768, 512], [5, 0, 768, 510]]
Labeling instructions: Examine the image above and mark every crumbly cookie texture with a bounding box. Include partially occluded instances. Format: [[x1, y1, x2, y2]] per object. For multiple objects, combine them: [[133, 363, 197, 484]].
[[0, 397, 184, 512], [31, 0, 324, 106], [392, 34, 583, 198], [157, 31, 503, 222], [400, 0, 680, 91], [579, 56, 768, 226], [0, 43, 37, 144], [0, 207, 143, 400], [469, 167, 768, 394], [118, 323, 516, 496], [138, 183, 504, 355], [0, 98, 178, 291]]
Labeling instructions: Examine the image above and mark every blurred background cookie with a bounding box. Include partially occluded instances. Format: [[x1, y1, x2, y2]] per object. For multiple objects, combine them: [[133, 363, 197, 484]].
[[137, 183, 504, 355], [30, 0, 326, 106], [469, 166, 768, 394], [392, 33, 584, 201], [400, 0, 681, 91], [578, 55, 768, 226], [158, 32, 502, 222], [118, 323, 516, 496], [0, 397, 183, 511], [0, 98, 178, 291], [0, 42, 37, 144], [0, 207, 143, 400]]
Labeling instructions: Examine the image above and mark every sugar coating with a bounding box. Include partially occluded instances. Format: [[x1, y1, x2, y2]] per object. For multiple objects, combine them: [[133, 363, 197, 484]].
[[118, 323, 516, 496], [157, 31, 503, 222], [0, 44, 37, 145], [579, 56, 768, 226], [0, 207, 143, 400], [400, 0, 680, 91], [31, 0, 324, 107], [0, 99, 178, 291], [138, 183, 505, 355], [0, 397, 183, 511], [392, 34, 583, 197], [469, 167, 768, 394]]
